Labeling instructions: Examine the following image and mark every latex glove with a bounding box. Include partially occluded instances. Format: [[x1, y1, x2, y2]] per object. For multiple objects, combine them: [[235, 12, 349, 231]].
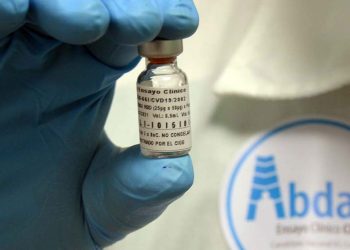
[[0, 1, 198, 249]]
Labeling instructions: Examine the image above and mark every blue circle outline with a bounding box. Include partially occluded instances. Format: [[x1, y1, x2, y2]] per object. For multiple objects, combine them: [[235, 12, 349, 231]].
[[225, 118, 350, 250]]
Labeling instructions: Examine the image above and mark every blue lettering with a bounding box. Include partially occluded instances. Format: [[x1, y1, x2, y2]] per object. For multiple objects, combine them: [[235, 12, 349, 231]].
[[246, 155, 285, 221], [313, 182, 333, 218], [290, 182, 308, 218], [246, 156, 350, 221], [337, 193, 350, 218]]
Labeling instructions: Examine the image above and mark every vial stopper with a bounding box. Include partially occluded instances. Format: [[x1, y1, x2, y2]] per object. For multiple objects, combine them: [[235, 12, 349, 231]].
[[138, 40, 183, 58]]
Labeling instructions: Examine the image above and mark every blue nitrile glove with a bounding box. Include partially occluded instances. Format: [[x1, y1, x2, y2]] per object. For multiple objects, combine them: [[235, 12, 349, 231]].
[[0, 1, 199, 249]]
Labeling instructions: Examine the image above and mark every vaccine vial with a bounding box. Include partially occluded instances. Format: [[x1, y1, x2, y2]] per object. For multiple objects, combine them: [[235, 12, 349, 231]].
[[137, 40, 192, 158]]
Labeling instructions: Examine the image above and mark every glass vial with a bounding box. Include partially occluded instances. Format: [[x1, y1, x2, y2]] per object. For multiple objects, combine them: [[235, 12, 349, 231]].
[[137, 40, 192, 158]]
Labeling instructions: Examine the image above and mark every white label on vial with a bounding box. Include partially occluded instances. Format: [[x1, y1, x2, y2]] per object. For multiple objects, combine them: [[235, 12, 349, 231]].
[[137, 85, 191, 152]]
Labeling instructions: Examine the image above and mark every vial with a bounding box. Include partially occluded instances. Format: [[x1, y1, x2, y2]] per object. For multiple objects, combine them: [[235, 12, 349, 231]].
[[137, 40, 192, 158]]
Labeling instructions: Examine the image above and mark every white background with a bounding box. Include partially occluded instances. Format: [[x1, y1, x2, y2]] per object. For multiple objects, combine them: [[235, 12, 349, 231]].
[[105, 0, 350, 249]]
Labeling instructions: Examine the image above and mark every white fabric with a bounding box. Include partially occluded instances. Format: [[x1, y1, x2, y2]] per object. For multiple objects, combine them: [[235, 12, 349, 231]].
[[214, 0, 350, 99], [104, 0, 350, 249], [106, 77, 350, 250]]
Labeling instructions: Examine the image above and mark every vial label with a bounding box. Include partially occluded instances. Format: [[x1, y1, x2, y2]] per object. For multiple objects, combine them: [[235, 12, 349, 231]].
[[137, 85, 191, 152]]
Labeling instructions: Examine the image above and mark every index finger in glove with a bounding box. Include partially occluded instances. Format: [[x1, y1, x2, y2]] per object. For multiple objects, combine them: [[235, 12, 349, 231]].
[[88, 0, 199, 67], [28, 0, 110, 45], [0, 0, 29, 40], [157, 0, 199, 40]]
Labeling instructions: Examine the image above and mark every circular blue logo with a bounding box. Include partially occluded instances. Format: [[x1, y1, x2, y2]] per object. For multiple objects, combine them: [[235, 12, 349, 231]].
[[221, 118, 350, 250]]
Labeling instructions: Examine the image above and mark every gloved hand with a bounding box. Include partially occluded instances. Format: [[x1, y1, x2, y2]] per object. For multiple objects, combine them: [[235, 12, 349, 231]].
[[0, 1, 198, 249]]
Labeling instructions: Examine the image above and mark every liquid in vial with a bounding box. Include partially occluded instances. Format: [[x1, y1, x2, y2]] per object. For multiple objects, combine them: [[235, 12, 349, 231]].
[[137, 40, 192, 158]]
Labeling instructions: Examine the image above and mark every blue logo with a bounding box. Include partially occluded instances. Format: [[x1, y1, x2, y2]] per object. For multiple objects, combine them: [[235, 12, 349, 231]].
[[246, 155, 285, 220], [222, 118, 350, 250], [246, 155, 350, 221]]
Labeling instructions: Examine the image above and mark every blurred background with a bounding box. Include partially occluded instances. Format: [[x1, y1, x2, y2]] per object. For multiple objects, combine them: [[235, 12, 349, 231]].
[[105, 0, 350, 249]]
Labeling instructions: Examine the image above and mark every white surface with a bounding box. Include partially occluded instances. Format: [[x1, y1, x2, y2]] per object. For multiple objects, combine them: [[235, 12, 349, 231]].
[[214, 0, 350, 99]]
